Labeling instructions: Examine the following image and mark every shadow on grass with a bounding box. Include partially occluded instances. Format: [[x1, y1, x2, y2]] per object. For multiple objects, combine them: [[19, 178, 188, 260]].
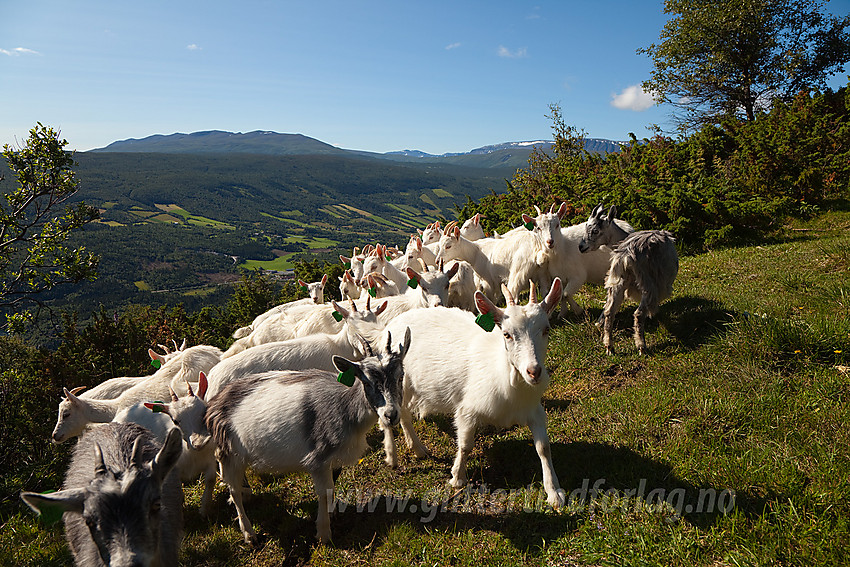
[[587, 295, 737, 354]]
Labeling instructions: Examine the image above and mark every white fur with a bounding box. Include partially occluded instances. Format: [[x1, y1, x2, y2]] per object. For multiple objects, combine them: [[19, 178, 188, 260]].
[[382, 279, 567, 508]]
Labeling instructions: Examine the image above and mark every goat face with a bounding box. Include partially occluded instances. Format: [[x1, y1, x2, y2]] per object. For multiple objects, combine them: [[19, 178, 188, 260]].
[[475, 279, 561, 387], [52, 391, 89, 444], [333, 328, 410, 428], [579, 204, 618, 253]]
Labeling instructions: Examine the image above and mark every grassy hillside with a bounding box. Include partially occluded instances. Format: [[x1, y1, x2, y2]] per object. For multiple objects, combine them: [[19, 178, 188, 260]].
[[4, 210, 848, 566]]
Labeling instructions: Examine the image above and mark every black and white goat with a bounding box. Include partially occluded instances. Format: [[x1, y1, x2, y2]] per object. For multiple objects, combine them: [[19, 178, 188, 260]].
[[22, 423, 183, 567], [581, 222, 679, 354], [205, 330, 410, 546]]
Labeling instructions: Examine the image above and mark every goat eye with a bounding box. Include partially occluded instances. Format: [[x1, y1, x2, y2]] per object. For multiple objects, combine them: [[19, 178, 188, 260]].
[[150, 500, 161, 514], [503, 332, 512, 341], [62, 411, 70, 419]]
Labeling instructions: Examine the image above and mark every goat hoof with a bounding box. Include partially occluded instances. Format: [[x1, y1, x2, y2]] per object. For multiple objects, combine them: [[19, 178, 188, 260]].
[[384, 456, 398, 468], [547, 489, 567, 509]]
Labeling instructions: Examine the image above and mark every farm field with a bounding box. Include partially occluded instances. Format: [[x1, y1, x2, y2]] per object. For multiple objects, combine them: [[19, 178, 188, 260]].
[[3, 211, 849, 566]]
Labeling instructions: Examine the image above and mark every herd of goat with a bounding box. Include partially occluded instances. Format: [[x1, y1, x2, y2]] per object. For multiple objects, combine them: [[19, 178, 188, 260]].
[[22, 203, 679, 566]]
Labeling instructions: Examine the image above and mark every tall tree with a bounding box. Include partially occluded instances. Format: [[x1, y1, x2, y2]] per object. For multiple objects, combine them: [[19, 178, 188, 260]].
[[0, 124, 99, 330], [640, 0, 850, 127]]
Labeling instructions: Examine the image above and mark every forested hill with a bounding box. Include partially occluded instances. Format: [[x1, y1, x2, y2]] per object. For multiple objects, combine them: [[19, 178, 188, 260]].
[[21, 148, 512, 322]]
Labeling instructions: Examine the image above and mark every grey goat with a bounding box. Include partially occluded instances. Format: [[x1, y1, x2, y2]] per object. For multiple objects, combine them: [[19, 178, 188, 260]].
[[21, 422, 183, 567], [205, 330, 410, 546], [580, 207, 678, 354]]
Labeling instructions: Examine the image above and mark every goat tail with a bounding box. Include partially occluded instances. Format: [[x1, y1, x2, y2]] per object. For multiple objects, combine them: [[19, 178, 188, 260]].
[[232, 325, 253, 339]]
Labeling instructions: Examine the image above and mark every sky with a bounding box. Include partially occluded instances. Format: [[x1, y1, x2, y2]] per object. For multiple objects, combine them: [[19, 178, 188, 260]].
[[1, 1, 849, 155]]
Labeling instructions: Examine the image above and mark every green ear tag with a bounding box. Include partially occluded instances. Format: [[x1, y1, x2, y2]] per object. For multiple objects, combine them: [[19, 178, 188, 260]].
[[386, 255, 393, 261], [524, 221, 534, 230], [407, 278, 418, 289], [332, 311, 343, 322], [344, 262, 351, 269], [38, 490, 63, 526], [150, 402, 166, 413], [150, 359, 161, 369], [300, 285, 308, 292], [337, 367, 356, 387], [368, 287, 377, 297], [475, 312, 496, 332]]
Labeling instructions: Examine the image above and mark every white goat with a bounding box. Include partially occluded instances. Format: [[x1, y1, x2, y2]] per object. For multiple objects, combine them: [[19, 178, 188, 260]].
[[232, 275, 328, 339], [417, 221, 442, 246], [205, 299, 387, 399], [581, 228, 679, 355], [137, 376, 219, 515], [22, 423, 183, 567], [437, 221, 541, 302], [536, 204, 635, 316], [339, 270, 363, 301], [205, 331, 410, 546], [51, 345, 222, 443], [459, 213, 486, 241], [382, 278, 566, 508], [340, 247, 366, 285]]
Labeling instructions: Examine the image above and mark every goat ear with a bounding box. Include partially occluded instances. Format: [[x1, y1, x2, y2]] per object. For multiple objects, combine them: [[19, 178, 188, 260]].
[[521, 213, 534, 225], [398, 327, 412, 357], [332, 300, 349, 320], [144, 402, 170, 415], [453, 226, 460, 238], [474, 291, 504, 325], [297, 279, 307, 288], [148, 348, 165, 362], [374, 300, 388, 317], [21, 488, 87, 518], [591, 203, 603, 218], [197, 372, 208, 400], [541, 278, 563, 315], [607, 205, 617, 220], [557, 202, 568, 219], [445, 261, 460, 280], [321, 274, 328, 286], [405, 267, 421, 284], [151, 428, 182, 484], [340, 254, 350, 264], [63, 387, 81, 405], [332, 356, 365, 384]]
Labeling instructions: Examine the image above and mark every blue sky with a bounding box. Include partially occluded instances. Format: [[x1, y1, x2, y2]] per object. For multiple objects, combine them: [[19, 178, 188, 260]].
[[1, 1, 848, 155]]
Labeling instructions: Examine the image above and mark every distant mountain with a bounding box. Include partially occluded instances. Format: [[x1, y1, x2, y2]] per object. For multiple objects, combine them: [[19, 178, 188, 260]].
[[92, 131, 624, 172], [93, 130, 348, 156]]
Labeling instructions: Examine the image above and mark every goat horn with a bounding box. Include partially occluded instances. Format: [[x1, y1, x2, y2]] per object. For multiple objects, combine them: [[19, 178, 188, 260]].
[[169, 386, 179, 403], [68, 386, 87, 396], [529, 280, 538, 304], [365, 295, 372, 312], [384, 330, 393, 356], [501, 284, 516, 307], [157, 344, 171, 354], [358, 333, 374, 358], [417, 258, 428, 272], [534, 205, 542, 216], [184, 378, 194, 398], [349, 298, 358, 313], [549, 203, 556, 213]]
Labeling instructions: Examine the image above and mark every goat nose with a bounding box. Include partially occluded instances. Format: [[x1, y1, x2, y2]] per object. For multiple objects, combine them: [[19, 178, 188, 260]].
[[547, 238, 554, 248], [527, 364, 542, 383], [383, 407, 400, 426]]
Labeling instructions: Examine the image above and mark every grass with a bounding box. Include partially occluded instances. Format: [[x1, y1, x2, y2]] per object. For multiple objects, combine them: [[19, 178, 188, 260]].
[[240, 253, 296, 272], [5, 212, 850, 566]]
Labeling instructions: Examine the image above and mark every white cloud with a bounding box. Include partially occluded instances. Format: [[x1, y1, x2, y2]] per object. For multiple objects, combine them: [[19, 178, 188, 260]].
[[611, 84, 656, 111], [1, 47, 40, 56], [186, 44, 201, 51], [498, 45, 528, 59], [445, 42, 462, 51]]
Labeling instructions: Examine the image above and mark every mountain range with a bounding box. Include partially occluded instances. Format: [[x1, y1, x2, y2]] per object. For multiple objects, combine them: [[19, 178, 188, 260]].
[[92, 130, 624, 171]]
